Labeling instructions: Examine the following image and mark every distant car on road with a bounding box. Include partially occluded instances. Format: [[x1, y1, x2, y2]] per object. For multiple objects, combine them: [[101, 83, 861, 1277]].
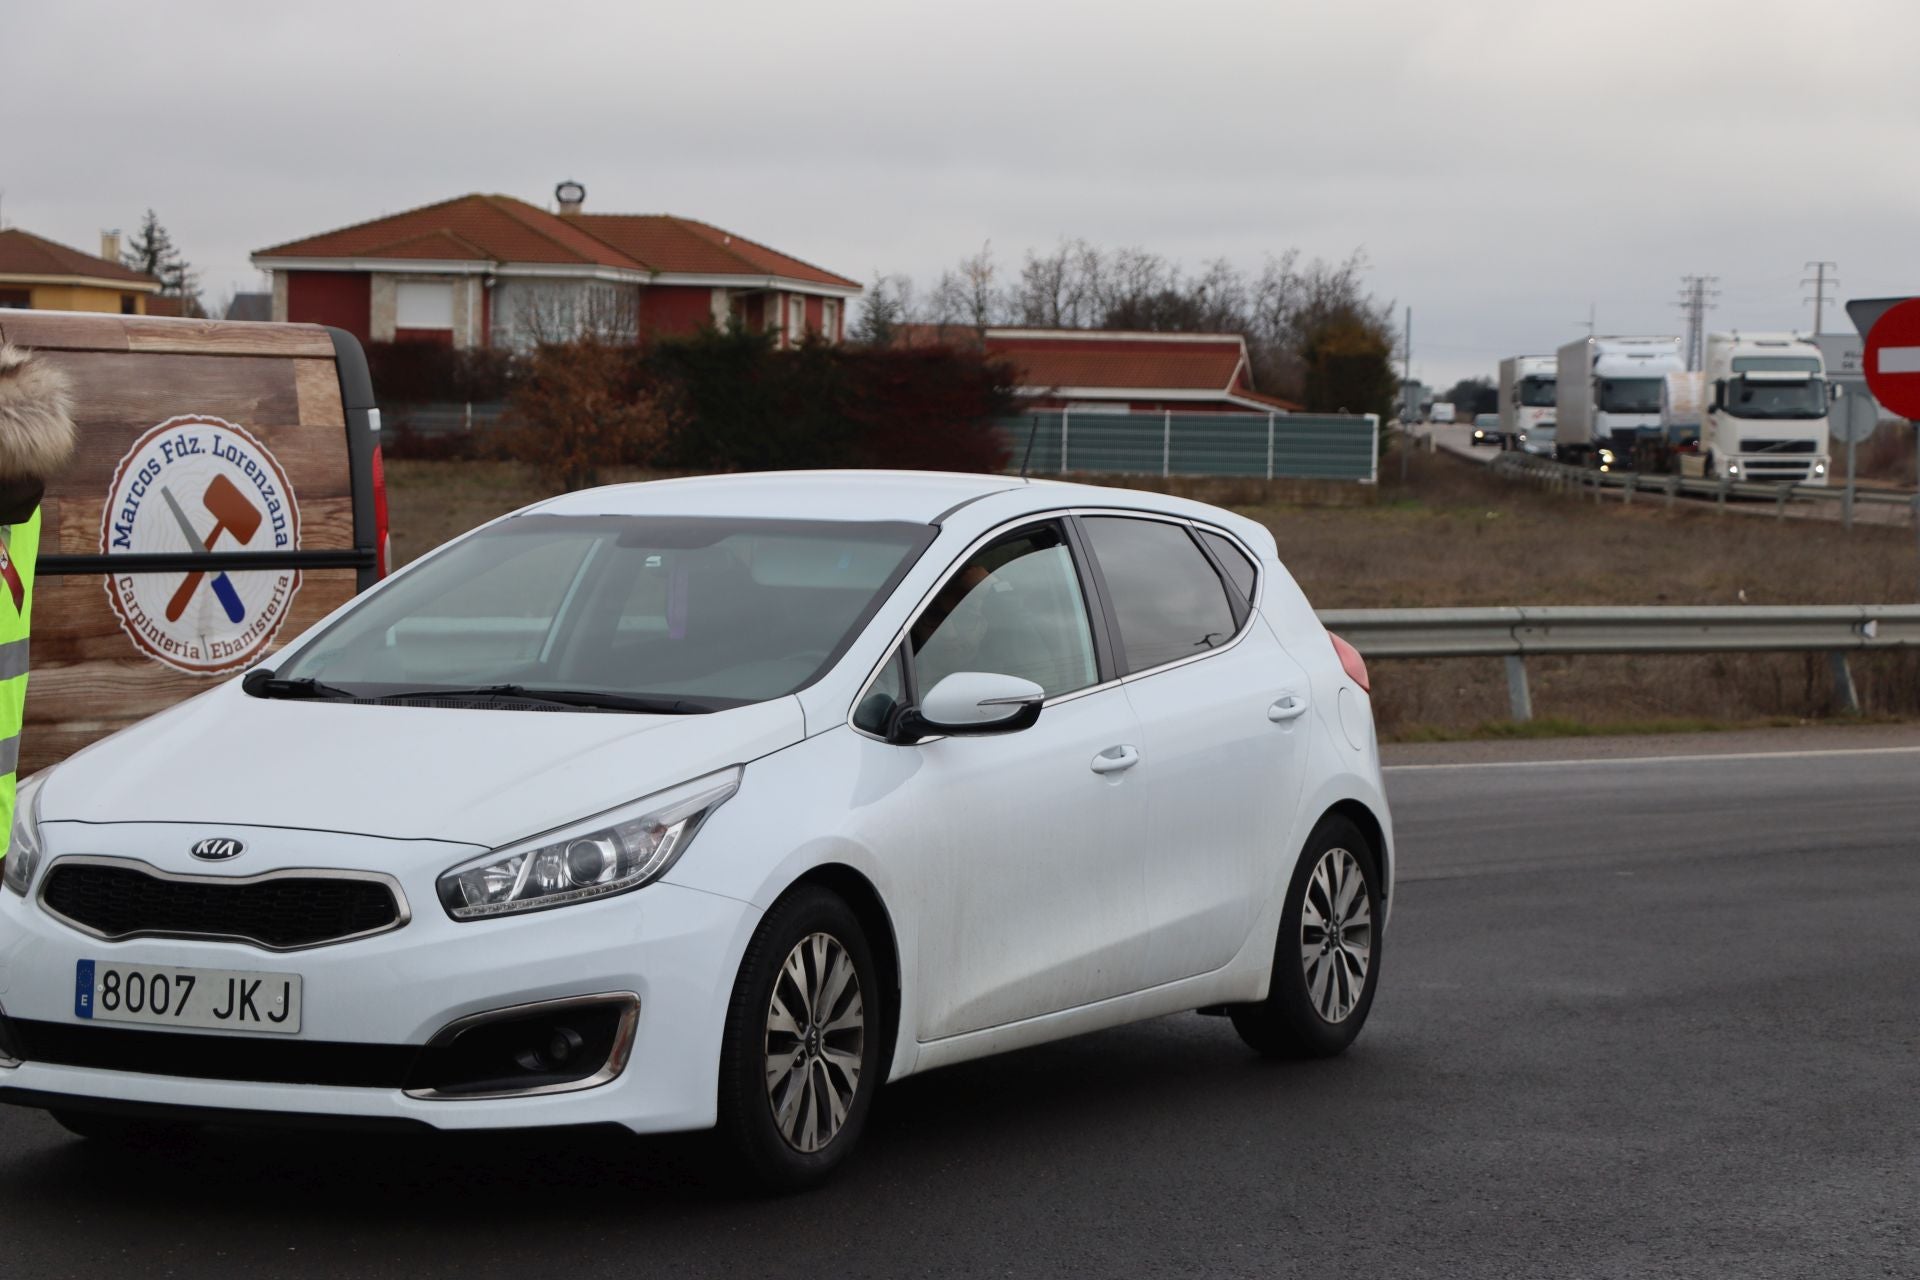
[[1, 471, 1395, 1189], [1471, 413, 1505, 447]]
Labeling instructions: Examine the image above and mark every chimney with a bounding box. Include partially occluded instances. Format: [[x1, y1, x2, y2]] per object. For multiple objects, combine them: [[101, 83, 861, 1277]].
[[100, 229, 122, 263], [555, 180, 586, 215]]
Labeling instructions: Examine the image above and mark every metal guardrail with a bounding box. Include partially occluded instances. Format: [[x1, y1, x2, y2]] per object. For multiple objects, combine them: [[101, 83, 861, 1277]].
[[1316, 603, 1920, 720], [1486, 449, 1919, 517]]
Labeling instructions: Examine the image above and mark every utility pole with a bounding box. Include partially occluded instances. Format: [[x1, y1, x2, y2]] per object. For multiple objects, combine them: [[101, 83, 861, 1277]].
[[1400, 306, 1412, 483], [1802, 261, 1839, 335], [1676, 275, 1720, 371]]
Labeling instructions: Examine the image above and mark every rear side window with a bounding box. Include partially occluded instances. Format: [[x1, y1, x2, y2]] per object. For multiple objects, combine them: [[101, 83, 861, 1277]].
[[1198, 530, 1257, 607], [1080, 517, 1238, 673]]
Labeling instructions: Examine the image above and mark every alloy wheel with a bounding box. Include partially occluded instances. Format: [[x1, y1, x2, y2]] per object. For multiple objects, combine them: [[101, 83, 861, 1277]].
[[764, 931, 865, 1153], [1299, 847, 1373, 1023]]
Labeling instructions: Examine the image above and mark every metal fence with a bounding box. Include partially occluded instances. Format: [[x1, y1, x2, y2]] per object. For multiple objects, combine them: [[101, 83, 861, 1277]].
[[1001, 410, 1378, 482], [1317, 603, 1920, 721], [381, 401, 509, 439], [1487, 449, 1920, 522]]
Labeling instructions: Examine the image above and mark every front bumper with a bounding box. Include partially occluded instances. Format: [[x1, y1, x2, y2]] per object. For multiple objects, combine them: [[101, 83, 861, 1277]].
[[0, 826, 760, 1134]]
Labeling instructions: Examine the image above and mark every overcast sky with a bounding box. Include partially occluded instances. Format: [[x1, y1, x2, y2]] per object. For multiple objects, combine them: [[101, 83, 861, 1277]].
[[5, 0, 1917, 388]]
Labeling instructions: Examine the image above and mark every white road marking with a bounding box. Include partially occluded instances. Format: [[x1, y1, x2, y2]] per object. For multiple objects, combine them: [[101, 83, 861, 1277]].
[[1384, 744, 1920, 773]]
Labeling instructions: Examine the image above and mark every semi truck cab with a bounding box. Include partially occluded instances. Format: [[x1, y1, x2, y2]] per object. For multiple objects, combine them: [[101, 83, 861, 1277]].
[[1690, 332, 1832, 486], [1499, 355, 1557, 455]]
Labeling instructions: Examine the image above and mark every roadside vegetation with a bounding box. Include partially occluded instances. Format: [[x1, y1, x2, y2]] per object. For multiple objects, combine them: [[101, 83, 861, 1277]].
[[385, 445, 1920, 740]]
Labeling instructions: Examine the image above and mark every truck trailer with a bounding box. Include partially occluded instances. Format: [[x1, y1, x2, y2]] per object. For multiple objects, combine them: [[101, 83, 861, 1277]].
[[1498, 355, 1556, 455], [1554, 336, 1685, 470], [1680, 332, 1832, 485]]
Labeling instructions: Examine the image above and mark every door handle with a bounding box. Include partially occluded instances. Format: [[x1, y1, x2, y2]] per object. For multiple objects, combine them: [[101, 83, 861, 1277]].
[[1267, 694, 1310, 723], [1090, 745, 1140, 775]]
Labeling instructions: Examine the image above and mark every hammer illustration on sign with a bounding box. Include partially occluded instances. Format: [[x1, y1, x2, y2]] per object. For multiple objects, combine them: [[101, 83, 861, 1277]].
[[161, 475, 261, 623]]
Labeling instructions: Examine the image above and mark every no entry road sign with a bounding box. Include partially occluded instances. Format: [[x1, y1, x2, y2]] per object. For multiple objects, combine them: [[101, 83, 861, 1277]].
[[1863, 298, 1920, 420]]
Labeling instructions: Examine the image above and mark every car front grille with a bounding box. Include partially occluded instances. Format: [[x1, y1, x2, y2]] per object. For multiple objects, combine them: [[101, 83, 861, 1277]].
[[40, 860, 406, 951]]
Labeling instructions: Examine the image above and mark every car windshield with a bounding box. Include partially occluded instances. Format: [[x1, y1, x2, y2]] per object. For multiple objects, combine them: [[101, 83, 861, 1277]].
[[273, 514, 933, 709], [1597, 377, 1664, 413], [1519, 376, 1556, 407], [1726, 376, 1826, 420]]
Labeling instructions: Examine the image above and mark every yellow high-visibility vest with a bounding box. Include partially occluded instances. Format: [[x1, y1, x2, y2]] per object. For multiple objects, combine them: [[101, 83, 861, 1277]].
[[0, 507, 40, 860]]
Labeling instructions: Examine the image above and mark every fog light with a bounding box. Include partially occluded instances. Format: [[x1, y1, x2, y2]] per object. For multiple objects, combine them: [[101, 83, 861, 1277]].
[[406, 994, 639, 1099], [1814, 462, 1828, 476]]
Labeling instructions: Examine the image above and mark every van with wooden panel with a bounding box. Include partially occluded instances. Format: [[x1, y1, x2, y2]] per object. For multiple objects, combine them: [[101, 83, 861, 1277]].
[[0, 312, 388, 774]]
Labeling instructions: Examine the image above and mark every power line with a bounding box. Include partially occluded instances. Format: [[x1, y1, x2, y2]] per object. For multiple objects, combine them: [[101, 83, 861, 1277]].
[[1801, 261, 1839, 336], [1676, 275, 1720, 371]]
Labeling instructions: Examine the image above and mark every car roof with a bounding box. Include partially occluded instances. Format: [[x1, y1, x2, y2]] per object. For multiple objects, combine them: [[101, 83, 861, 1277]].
[[528, 469, 1250, 528], [531, 470, 1023, 523]]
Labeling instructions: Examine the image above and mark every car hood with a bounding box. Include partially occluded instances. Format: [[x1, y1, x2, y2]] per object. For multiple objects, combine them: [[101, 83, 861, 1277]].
[[39, 684, 807, 847]]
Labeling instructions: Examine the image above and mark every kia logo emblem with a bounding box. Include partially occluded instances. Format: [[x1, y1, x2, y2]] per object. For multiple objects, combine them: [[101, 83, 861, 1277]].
[[190, 838, 246, 861]]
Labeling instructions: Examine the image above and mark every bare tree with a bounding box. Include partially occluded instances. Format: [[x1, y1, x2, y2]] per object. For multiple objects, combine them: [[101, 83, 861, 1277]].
[[1013, 239, 1094, 328], [931, 241, 1003, 335]]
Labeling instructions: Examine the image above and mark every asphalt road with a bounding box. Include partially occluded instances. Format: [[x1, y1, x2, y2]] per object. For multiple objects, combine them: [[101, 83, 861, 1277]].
[[3, 741, 1918, 1278]]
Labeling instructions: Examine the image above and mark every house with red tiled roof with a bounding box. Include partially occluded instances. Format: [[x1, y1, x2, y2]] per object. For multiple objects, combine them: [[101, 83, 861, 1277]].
[[897, 325, 1302, 413], [0, 228, 161, 315], [252, 182, 861, 351]]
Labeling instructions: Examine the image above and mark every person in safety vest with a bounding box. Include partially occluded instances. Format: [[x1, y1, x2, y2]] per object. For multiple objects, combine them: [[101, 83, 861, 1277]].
[[0, 343, 74, 861]]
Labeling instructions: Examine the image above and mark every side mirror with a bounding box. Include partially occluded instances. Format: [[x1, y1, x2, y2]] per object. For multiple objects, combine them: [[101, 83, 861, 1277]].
[[889, 672, 1045, 743]]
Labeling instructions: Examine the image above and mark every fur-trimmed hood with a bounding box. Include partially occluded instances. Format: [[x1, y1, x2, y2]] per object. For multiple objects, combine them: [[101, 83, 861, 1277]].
[[0, 342, 76, 482]]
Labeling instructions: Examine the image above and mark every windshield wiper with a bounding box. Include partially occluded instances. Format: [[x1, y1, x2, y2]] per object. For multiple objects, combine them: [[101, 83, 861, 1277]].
[[241, 670, 359, 701], [374, 684, 715, 714]]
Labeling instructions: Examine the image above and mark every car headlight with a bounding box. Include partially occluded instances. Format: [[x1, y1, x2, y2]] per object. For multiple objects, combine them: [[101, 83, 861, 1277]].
[[436, 768, 740, 920], [1813, 462, 1828, 476], [3, 771, 47, 898], [1598, 449, 1616, 463]]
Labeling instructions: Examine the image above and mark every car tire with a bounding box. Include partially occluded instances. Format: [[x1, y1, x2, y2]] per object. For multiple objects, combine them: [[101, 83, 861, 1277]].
[[717, 884, 884, 1192], [1230, 815, 1383, 1059]]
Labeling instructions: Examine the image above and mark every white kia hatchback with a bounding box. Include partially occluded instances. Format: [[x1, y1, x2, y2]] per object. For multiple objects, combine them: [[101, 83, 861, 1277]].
[[0, 471, 1392, 1188]]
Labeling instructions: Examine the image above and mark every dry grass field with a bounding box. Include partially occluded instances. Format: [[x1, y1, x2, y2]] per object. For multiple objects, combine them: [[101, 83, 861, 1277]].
[[385, 453, 1920, 738]]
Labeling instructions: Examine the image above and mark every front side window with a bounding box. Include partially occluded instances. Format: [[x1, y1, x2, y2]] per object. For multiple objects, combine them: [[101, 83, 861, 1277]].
[[909, 524, 1099, 700], [277, 515, 933, 709], [1081, 516, 1238, 673]]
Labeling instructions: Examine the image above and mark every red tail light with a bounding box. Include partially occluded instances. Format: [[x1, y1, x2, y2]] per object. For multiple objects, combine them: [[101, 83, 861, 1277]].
[[371, 443, 391, 578], [1329, 632, 1369, 693]]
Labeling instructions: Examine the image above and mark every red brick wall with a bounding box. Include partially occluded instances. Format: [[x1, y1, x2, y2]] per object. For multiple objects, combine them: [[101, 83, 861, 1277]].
[[638, 286, 715, 340], [804, 296, 823, 338], [286, 272, 371, 342]]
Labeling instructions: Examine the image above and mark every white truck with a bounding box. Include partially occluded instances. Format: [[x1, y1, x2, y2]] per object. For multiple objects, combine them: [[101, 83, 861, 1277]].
[[1498, 355, 1556, 455], [1430, 401, 1456, 425], [1681, 332, 1832, 485], [1555, 336, 1685, 469]]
